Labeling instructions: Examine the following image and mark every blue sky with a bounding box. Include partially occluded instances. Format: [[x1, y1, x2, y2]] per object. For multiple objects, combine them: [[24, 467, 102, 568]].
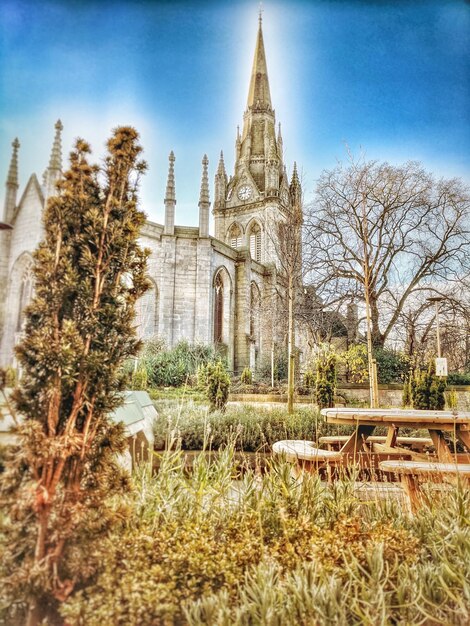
[[1, 0, 469, 227]]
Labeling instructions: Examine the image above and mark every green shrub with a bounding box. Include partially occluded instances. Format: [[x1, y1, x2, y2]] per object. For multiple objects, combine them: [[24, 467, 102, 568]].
[[131, 366, 148, 390], [402, 376, 412, 408], [196, 363, 208, 390], [58, 450, 470, 626], [315, 377, 334, 409], [206, 361, 231, 412], [447, 372, 470, 386], [240, 367, 252, 385], [131, 339, 218, 388], [303, 369, 315, 389], [314, 344, 337, 409], [342, 344, 409, 384], [445, 388, 458, 410], [375, 348, 409, 384], [411, 361, 446, 410], [152, 404, 332, 452], [342, 344, 369, 383]]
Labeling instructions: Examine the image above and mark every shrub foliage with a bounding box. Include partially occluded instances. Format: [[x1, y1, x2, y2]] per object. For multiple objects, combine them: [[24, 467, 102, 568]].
[[0, 127, 148, 625], [57, 450, 470, 626], [411, 361, 447, 410], [130, 339, 218, 388], [314, 344, 337, 408], [205, 360, 231, 412]]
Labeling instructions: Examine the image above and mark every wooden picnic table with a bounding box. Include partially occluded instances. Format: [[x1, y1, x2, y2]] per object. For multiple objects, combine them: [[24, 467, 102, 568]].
[[321, 408, 470, 463]]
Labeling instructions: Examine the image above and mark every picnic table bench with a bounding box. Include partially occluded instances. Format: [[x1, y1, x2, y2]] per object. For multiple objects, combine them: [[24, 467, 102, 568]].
[[273, 408, 470, 492], [379, 460, 470, 512], [321, 408, 470, 463], [319, 435, 433, 452]]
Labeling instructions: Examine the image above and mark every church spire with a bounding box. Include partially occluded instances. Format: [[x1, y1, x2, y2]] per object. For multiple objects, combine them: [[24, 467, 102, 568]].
[[246, 12, 272, 111], [214, 151, 227, 206], [3, 138, 20, 224], [198, 154, 210, 237], [43, 119, 63, 200], [164, 151, 176, 235], [290, 162, 303, 217]]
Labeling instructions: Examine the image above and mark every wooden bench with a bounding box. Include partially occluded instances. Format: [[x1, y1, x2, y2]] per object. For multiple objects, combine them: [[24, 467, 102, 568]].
[[379, 460, 470, 512], [320, 435, 433, 452], [272, 440, 341, 478]]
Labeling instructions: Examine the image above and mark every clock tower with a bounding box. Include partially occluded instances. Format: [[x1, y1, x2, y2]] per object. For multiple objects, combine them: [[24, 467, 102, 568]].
[[213, 13, 295, 265]]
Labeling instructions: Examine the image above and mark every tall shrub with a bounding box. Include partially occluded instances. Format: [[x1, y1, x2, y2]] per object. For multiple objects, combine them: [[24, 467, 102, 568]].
[[206, 361, 231, 412], [314, 344, 337, 409], [240, 367, 252, 385], [136, 339, 217, 387], [411, 361, 446, 410], [0, 128, 149, 625]]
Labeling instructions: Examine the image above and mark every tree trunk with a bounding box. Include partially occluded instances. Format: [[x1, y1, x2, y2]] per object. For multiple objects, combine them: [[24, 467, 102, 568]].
[[26, 602, 42, 626], [287, 275, 295, 414], [369, 295, 385, 348]]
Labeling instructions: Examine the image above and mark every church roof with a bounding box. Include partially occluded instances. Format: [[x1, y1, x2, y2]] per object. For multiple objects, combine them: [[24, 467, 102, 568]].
[[14, 173, 44, 223], [246, 16, 272, 111]]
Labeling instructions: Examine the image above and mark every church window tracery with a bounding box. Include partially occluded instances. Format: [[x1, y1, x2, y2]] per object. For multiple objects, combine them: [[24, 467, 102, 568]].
[[214, 272, 224, 344]]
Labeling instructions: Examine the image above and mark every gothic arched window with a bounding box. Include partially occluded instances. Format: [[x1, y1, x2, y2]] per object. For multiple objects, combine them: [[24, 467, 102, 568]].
[[248, 222, 262, 262], [214, 272, 224, 343], [16, 264, 34, 332], [136, 280, 158, 340], [228, 223, 242, 249]]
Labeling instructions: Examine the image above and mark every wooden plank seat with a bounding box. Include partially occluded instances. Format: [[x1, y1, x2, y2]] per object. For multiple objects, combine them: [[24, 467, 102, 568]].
[[320, 435, 433, 451], [272, 440, 341, 462], [379, 460, 470, 512]]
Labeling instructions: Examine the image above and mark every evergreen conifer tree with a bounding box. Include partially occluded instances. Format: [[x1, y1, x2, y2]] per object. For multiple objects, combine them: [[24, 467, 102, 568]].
[[0, 127, 149, 625]]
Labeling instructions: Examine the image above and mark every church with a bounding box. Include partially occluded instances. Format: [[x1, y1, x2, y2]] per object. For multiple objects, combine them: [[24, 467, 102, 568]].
[[0, 16, 338, 374]]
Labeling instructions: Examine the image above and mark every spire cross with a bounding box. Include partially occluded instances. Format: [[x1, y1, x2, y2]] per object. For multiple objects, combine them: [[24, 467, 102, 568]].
[[258, 1, 263, 26]]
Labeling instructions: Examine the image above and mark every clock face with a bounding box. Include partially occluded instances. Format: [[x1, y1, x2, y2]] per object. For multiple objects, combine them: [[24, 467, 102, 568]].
[[238, 185, 253, 201]]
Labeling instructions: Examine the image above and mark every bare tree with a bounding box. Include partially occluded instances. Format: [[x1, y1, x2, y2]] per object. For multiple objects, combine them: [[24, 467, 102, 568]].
[[304, 156, 470, 348], [396, 286, 470, 370], [266, 164, 303, 412]]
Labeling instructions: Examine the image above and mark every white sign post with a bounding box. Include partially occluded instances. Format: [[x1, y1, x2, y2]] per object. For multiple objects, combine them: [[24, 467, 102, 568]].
[[435, 357, 448, 377]]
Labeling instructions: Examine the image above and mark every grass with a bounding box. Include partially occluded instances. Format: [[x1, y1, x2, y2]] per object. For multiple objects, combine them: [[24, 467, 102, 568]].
[[59, 444, 470, 626], [148, 386, 206, 403], [152, 401, 354, 452]]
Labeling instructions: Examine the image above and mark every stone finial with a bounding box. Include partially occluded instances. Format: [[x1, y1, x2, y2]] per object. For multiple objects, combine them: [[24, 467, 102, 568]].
[[291, 161, 300, 188], [6, 138, 20, 187], [43, 119, 63, 200], [216, 151, 227, 179], [3, 137, 20, 223], [48, 119, 63, 171], [199, 154, 210, 237], [9, 138, 20, 181], [164, 151, 176, 235], [290, 161, 303, 218], [214, 151, 227, 210], [199, 154, 210, 206], [165, 150, 176, 203]]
